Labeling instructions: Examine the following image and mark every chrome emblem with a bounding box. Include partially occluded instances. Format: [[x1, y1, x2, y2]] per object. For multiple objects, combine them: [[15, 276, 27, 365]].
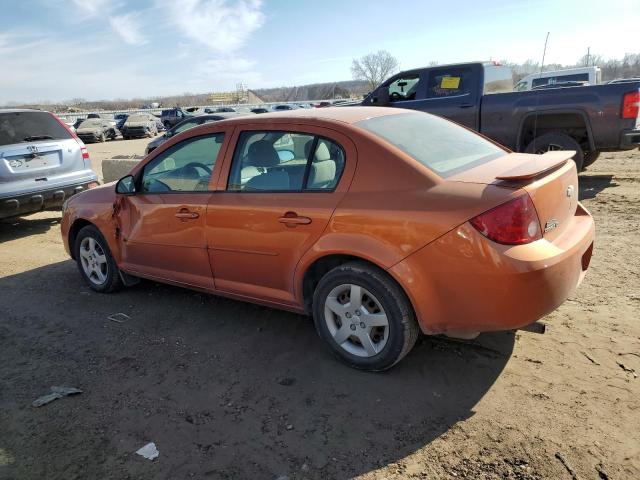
[[544, 219, 560, 232], [566, 185, 574, 198], [26, 145, 39, 153], [9, 159, 23, 168]]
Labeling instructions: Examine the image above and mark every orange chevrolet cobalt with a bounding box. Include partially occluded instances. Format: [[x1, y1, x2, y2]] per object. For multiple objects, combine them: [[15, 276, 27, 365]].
[[61, 107, 594, 370]]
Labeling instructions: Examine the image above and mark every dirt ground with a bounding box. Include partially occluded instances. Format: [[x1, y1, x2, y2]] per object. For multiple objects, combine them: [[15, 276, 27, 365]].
[[0, 147, 638, 480]]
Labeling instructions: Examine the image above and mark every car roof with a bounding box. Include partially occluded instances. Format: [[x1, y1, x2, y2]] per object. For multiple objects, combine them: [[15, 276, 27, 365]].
[[217, 106, 404, 126], [0, 108, 45, 113]]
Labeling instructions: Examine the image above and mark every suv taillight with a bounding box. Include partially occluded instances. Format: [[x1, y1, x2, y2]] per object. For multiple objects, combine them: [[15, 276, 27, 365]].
[[470, 195, 542, 245], [51, 112, 91, 161], [622, 91, 640, 119]]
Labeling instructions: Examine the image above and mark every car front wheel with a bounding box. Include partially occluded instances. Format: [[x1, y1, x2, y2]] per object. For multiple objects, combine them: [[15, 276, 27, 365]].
[[74, 225, 122, 293], [312, 262, 419, 371]]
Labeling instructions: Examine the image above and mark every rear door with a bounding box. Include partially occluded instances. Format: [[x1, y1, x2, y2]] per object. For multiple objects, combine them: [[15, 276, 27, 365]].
[[206, 124, 356, 305], [421, 64, 481, 129]]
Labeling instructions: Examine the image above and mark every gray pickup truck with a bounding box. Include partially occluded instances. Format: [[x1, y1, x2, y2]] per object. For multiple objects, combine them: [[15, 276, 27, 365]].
[[362, 61, 640, 169], [0, 109, 99, 219]]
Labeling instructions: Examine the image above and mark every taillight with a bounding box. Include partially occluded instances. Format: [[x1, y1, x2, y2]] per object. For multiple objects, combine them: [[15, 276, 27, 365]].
[[470, 195, 542, 245], [87, 181, 100, 189], [622, 91, 640, 119], [51, 112, 91, 162]]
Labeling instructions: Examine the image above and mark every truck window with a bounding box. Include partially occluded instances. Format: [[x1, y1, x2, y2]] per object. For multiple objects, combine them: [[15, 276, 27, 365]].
[[388, 74, 421, 102], [426, 67, 472, 98], [531, 73, 589, 88]]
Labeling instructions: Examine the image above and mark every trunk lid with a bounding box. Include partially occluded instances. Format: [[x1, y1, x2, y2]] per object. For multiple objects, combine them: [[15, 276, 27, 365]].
[[449, 151, 579, 241]]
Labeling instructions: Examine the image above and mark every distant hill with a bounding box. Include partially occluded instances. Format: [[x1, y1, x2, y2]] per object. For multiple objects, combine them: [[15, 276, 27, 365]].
[[252, 80, 369, 102]]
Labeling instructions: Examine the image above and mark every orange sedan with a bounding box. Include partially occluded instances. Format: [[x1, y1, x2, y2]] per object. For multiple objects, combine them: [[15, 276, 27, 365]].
[[61, 107, 594, 370]]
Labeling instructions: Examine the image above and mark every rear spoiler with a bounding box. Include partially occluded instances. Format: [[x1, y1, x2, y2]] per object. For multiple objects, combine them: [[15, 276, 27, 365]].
[[495, 151, 575, 180]]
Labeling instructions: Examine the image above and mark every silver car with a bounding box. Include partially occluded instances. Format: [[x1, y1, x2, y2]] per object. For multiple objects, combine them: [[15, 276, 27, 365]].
[[0, 109, 99, 219]]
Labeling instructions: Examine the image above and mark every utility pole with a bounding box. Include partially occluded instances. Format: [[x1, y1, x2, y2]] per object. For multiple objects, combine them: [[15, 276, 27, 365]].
[[586, 46, 591, 67]]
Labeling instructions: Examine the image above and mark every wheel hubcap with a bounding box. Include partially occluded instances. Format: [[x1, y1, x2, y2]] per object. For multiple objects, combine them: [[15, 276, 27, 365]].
[[324, 284, 389, 358], [535, 142, 564, 154], [79, 237, 108, 285]]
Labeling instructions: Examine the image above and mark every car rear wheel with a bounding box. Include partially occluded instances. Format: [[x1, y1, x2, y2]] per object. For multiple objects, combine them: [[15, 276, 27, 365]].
[[75, 225, 122, 293], [524, 132, 584, 171], [582, 150, 600, 168], [312, 261, 419, 371]]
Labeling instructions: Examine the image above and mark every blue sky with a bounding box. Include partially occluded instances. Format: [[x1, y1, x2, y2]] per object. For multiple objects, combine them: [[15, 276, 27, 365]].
[[1, 0, 638, 104]]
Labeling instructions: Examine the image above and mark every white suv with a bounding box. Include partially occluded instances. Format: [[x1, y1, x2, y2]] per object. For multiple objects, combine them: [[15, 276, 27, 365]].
[[0, 109, 99, 219]]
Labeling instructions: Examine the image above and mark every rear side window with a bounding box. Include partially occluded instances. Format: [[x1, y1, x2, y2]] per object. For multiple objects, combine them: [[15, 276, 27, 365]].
[[426, 67, 473, 98], [356, 112, 505, 178], [227, 131, 345, 192], [0, 112, 72, 147]]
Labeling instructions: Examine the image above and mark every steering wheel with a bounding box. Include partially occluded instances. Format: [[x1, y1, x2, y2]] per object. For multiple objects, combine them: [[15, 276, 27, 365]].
[[390, 92, 403, 102], [180, 162, 212, 178]]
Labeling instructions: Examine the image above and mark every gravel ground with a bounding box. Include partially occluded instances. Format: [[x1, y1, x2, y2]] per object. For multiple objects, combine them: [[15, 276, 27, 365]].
[[0, 149, 638, 480]]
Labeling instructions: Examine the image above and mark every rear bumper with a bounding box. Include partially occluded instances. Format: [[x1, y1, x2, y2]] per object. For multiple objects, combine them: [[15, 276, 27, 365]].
[[620, 128, 640, 149], [77, 133, 100, 143], [0, 181, 98, 219], [389, 203, 595, 335]]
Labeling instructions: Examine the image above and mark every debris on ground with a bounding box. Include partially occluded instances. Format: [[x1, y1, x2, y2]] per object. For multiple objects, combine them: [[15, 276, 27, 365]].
[[135, 442, 159, 460], [32, 386, 83, 407], [581, 352, 600, 365], [616, 361, 637, 378], [108, 313, 131, 323], [555, 452, 579, 480]]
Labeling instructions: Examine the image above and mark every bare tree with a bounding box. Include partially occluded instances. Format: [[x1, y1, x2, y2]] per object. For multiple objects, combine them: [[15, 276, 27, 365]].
[[351, 50, 399, 91]]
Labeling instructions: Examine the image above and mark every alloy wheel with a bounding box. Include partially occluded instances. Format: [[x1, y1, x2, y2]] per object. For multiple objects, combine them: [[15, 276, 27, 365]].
[[79, 237, 108, 285], [324, 283, 389, 357]]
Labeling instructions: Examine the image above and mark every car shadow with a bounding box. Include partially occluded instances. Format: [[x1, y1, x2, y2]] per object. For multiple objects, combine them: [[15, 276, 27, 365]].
[[0, 260, 515, 480], [578, 173, 616, 201], [0, 212, 60, 242]]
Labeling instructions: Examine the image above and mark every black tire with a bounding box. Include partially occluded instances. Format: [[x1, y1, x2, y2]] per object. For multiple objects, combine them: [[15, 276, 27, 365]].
[[74, 225, 122, 293], [582, 150, 600, 168], [524, 132, 584, 171], [312, 261, 419, 371]]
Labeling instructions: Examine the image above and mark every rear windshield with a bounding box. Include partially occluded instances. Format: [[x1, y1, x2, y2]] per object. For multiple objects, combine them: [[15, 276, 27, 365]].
[[355, 112, 505, 178], [0, 111, 72, 147]]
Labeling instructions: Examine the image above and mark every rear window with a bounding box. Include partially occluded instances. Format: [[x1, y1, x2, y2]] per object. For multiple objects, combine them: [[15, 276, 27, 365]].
[[0, 111, 72, 147], [79, 119, 104, 128], [128, 115, 149, 122], [356, 112, 506, 178]]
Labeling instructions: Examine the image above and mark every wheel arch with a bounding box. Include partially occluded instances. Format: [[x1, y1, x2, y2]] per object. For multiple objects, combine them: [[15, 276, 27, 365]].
[[68, 218, 96, 260], [297, 252, 414, 317], [516, 109, 595, 152]]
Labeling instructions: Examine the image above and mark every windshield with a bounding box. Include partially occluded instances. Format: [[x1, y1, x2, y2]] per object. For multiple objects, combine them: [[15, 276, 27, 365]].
[[79, 119, 104, 128], [356, 112, 506, 178], [127, 115, 148, 122], [0, 111, 72, 147]]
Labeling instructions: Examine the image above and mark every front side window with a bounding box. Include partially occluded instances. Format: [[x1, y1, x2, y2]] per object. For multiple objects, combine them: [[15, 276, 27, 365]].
[[141, 134, 224, 193], [227, 131, 345, 192], [426, 67, 472, 98], [388, 74, 421, 102]]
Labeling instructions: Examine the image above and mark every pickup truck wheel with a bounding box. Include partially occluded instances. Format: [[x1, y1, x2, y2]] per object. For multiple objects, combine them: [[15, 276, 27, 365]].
[[582, 151, 600, 168], [524, 132, 584, 171], [74, 225, 122, 293], [312, 261, 419, 371]]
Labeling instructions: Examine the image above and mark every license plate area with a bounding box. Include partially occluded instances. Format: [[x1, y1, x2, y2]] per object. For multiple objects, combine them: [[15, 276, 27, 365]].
[[5, 151, 61, 172]]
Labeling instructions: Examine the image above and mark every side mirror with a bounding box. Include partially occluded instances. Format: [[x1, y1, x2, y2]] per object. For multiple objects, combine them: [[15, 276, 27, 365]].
[[376, 87, 390, 106], [116, 175, 136, 195]]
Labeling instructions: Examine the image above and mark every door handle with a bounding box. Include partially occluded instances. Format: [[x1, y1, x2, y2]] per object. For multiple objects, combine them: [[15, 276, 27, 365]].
[[175, 209, 199, 220], [278, 212, 312, 226], [458, 103, 474, 108]]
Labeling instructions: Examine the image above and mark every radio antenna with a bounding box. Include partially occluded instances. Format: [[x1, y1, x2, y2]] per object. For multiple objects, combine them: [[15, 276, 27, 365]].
[[531, 32, 550, 153]]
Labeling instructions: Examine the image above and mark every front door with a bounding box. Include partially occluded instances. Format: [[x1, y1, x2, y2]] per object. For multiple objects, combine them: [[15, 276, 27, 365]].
[[207, 126, 355, 305], [117, 132, 227, 289]]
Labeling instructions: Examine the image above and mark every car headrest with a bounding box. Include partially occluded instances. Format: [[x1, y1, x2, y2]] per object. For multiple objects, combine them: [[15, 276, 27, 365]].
[[303, 140, 332, 161], [247, 140, 280, 167]]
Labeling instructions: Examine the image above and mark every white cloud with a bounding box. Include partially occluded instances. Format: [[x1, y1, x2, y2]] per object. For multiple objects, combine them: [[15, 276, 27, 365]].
[[162, 0, 264, 52], [70, 0, 111, 17], [108, 13, 148, 45]]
